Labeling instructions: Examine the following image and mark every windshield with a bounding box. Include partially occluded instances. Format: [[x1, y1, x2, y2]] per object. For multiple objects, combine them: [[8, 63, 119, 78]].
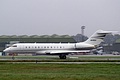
[[11, 45, 17, 47]]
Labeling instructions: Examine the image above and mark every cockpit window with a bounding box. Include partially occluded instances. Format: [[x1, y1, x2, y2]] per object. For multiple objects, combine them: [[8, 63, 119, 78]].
[[11, 45, 17, 47]]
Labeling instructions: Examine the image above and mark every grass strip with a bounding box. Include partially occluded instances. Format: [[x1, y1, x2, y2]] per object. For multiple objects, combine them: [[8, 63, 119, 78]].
[[0, 63, 120, 80]]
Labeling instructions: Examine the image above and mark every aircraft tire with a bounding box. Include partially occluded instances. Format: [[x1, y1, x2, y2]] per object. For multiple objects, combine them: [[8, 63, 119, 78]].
[[59, 54, 66, 59]]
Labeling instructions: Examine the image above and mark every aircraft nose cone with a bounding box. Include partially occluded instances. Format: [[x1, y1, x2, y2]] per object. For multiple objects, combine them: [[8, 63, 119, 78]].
[[3, 48, 10, 52], [3, 49, 7, 52]]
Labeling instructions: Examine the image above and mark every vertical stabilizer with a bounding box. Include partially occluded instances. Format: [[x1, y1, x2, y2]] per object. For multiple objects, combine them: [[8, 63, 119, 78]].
[[84, 30, 114, 46]]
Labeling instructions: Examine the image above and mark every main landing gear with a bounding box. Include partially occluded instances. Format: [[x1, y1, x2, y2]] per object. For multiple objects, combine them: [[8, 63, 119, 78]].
[[59, 54, 67, 59]]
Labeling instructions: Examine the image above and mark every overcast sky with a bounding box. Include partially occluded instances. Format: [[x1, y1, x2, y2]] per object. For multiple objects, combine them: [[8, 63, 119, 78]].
[[0, 0, 120, 37]]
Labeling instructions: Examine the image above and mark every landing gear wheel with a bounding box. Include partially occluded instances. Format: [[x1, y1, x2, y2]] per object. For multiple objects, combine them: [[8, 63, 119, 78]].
[[59, 54, 66, 59]]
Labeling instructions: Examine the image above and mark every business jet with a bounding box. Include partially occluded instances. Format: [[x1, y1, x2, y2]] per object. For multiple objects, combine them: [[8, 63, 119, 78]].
[[3, 30, 115, 59]]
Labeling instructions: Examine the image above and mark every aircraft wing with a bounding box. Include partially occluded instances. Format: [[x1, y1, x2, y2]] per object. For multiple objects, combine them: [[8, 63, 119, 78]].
[[36, 50, 90, 54]]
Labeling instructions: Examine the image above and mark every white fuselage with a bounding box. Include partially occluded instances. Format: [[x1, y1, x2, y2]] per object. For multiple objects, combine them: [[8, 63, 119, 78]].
[[3, 30, 114, 59], [4, 42, 94, 54]]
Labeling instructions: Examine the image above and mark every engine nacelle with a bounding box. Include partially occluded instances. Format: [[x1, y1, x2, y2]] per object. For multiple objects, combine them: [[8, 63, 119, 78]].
[[75, 42, 95, 50]]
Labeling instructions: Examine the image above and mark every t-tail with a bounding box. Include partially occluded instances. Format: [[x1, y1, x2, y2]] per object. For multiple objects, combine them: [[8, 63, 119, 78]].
[[83, 30, 116, 46]]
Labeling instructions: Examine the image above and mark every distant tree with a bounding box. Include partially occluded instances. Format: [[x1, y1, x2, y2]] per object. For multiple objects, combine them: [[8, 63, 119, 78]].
[[72, 34, 88, 42], [104, 34, 118, 44], [114, 34, 120, 43]]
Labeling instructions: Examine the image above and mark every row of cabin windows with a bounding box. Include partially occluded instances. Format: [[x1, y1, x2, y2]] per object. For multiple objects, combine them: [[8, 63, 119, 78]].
[[25, 46, 65, 49]]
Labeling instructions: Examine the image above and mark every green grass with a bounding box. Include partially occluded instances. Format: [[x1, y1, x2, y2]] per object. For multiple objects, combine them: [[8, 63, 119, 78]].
[[0, 63, 120, 80]]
